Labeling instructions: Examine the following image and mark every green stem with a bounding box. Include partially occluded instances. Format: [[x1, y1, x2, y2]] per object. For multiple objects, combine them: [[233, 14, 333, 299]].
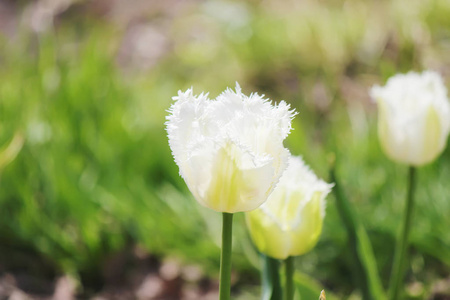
[[389, 166, 416, 300], [284, 256, 295, 300], [219, 212, 233, 300], [262, 255, 282, 300]]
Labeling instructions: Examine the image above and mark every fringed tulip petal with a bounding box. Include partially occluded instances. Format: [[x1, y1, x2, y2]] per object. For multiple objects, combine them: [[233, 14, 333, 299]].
[[166, 84, 296, 213], [246, 156, 333, 259]]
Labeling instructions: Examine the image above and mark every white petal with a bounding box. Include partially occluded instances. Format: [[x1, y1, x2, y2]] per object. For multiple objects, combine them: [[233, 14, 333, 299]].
[[246, 155, 333, 258], [370, 71, 450, 165], [166, 84, 296, 213], [186, 141, 276, 212]]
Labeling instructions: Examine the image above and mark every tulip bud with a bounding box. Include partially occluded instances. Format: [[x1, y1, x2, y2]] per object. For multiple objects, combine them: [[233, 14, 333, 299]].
[[166, 84, 296, 213], [370, 71, 450, 166], [245, 156, 333, 259]]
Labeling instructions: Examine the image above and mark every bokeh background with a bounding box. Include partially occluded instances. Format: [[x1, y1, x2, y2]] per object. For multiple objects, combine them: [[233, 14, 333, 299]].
[[1, 0, 450, 299]]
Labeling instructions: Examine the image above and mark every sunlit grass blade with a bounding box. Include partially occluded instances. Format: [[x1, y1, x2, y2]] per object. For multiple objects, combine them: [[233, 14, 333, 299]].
[[0, 132, 24, 171]]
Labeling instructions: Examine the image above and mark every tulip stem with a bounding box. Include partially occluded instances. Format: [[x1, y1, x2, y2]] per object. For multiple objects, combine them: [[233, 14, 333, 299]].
[[219, 212, 233, 300], [284, 256, 295, 300], [389, 166, 416, 300]]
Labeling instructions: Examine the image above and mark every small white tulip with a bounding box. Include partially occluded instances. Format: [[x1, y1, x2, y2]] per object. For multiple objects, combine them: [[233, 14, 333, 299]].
[[370, 71, 450, 166], [246, 156, 333, 259], [166, 84, 296, 213]]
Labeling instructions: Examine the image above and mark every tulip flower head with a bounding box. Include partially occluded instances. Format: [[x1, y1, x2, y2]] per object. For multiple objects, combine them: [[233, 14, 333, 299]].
[[166, 84, 296, 213], [246, 156, 333, 259], [370, 71, 450, 166]]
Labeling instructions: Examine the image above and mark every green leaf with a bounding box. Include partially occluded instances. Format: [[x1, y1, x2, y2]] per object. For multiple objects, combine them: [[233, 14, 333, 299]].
[[293, 272, 337, 300], [261, 254, 283, 300]]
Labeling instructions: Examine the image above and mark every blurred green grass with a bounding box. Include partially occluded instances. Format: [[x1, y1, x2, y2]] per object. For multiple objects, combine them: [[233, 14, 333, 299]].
[[1, 0, 450, 298]]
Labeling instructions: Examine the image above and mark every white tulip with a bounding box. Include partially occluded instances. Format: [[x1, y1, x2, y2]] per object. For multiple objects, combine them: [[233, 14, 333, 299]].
[[370, 71, 450, 166], [166, 83, 296, 213], [246, 155, 333, 259]]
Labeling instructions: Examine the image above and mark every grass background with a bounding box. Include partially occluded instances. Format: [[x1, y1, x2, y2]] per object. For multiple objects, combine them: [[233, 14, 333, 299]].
[[0, 0, 450, 298]]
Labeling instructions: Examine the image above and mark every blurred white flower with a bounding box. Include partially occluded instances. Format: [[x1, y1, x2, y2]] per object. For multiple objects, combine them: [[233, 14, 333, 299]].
[[24, 0, 76, 33], [27, 120, 52, 145], [166, 83, 296, 213], [202, 0, 253, 42], [202, 0, 251, 30], [370, 71, 450, 166], [246, 155, 333, 259]]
